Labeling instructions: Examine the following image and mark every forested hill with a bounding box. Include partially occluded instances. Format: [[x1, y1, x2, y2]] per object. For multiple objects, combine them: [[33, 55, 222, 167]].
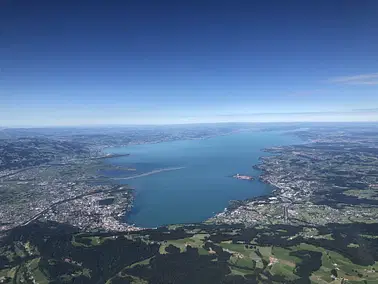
[[1, 221, 378, 283]]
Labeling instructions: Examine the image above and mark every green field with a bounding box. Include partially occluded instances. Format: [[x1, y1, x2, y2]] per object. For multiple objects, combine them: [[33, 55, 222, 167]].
[[2, 222, 378, 283]]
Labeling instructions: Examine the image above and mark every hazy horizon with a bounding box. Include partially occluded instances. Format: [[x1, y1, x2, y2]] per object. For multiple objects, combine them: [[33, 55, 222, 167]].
[[2, 112, 378, 128], [2, 113, 378, 129]]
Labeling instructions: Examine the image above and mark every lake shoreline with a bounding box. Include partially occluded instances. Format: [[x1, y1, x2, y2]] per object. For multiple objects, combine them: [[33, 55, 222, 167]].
[[102, 130, 301, 228]]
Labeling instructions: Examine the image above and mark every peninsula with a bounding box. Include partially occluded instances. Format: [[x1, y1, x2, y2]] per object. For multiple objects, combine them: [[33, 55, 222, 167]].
[[232, 173, 254, 181]]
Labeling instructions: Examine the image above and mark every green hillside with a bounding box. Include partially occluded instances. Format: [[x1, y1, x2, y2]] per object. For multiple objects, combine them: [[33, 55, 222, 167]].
[[1, 221, 378, 283]]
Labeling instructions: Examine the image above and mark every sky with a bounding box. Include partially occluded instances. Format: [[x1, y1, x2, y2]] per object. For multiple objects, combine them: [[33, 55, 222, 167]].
[[1, 0, 378, 126]]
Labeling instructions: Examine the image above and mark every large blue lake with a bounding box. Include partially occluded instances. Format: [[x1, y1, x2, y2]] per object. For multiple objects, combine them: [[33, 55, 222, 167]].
[[104, 131, 300, 227]]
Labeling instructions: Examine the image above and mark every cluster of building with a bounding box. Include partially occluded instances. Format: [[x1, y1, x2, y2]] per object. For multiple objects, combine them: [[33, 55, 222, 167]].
[[0, 156, 139, 233], [210, 129, 378, 228], [41, 186, 140, 232]]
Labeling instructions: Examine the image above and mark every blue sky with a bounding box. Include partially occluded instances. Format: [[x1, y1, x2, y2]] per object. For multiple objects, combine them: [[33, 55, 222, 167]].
[[1, 0, 378, 126]]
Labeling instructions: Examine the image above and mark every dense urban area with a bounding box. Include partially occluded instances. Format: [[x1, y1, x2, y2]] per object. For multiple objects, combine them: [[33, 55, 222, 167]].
[[211, 125, 378, 227], [0, 123, 378, 283]]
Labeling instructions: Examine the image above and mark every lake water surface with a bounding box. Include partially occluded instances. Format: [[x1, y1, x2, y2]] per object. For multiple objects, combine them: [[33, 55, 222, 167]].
[[104, 131, 300, 227]]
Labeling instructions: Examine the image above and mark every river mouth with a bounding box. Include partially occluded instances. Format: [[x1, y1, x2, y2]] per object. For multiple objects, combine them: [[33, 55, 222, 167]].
[[103, 131, 300, 227]]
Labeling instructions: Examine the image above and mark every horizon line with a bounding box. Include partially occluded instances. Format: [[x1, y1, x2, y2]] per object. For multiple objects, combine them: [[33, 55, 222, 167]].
[[2, 120, 378, 129]]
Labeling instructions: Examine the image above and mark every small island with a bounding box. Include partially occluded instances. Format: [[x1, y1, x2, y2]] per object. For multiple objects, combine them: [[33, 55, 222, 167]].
[[233, 173, 254, 181]]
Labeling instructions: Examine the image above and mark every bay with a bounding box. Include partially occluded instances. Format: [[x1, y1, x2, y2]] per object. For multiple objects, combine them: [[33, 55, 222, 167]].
[[103, 131, 301, 228]]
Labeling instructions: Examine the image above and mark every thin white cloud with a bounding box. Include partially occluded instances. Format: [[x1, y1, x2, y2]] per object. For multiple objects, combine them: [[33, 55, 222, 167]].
[[215, 109, 378, 118], [330, 73, 378, 85], [352, 108, 378, 112]]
